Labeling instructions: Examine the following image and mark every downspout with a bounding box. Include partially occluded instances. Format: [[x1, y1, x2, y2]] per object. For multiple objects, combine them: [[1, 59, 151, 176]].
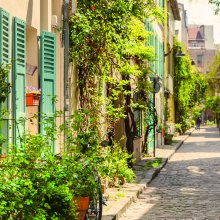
[[162, 0, 168, 147], [63, 0, 69, 150]]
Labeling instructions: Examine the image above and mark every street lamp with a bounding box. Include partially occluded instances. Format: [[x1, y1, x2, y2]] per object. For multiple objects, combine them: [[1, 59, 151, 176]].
[[162, 45, 185, 146], [149, 76, 160, 157], [164, 46, 185, 57]]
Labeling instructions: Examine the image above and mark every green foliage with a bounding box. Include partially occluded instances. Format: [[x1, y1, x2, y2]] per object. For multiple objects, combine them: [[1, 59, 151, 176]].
[[145, 158, 162, 169], [69, 0, 164, 157], [97, 144, 136, 186], [206, 120, 215, 125], [206, 51, 220, 93], [173, 38, 207, 132], [0, 134, 6, 146], [0, 63, 10, 104], [205, 96, 220, 115], [0, 137, 78, 219], [209, 0, 220, 14], [174, 123, 182, 134]]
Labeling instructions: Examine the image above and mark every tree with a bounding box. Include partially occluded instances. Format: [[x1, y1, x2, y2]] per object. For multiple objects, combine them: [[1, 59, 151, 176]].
[[209, 0, 220, 14], [206, 51, 220, 93], [205, 51, 220, 123]]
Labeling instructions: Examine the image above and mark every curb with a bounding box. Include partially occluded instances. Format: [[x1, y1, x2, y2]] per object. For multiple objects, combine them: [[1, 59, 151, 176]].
[[102, 130, 193, 220]]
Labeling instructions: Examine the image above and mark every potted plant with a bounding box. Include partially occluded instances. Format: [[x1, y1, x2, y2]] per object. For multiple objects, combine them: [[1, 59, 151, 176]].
[[156, 123, 162, 133], [25, 86, 41, 106], [61, 156, 98, 220], [0, 134, 78, 219], [164, 133, 173, 145], [174, 123, 182, 136]]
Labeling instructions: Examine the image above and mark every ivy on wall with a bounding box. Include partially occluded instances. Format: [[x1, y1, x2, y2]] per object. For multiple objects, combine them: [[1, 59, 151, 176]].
[[173, 38, 207, 131], [69, 0, 164, 157]]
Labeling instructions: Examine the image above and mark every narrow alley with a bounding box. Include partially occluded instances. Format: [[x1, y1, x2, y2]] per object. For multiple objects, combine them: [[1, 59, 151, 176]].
[[120, 126, 220, 219]]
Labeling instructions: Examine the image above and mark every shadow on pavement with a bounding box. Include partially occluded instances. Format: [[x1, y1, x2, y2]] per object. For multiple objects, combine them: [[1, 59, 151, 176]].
[[121, 126, 220, 219]]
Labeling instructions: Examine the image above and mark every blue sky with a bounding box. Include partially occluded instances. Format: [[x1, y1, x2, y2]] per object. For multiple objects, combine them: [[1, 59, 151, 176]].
[[178, 0, 220, 44]]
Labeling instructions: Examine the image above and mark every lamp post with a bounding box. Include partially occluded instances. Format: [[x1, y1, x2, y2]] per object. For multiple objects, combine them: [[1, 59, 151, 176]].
[[152, 76, 160, 157], [163, 45, 185, 146], [164, 46, 185, 57]]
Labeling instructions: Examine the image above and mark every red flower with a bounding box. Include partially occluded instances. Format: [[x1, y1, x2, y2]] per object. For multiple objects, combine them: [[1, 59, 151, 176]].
[[91, 5, 95, 11]]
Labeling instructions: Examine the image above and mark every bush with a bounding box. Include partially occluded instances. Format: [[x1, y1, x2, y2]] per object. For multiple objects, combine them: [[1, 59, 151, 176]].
[[0, 150, 78, 219], [174, 123, 182, 134], [97, 144, 136, 186]]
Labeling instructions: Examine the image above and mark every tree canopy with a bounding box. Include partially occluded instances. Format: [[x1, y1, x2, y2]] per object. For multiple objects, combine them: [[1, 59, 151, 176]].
[[209, 0, 220, 14]]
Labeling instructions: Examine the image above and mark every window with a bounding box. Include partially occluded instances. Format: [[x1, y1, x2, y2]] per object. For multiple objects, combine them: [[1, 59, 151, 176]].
[[12, 17, 26, 146], [40, 31, 56, 152], [190, 42, 198, 47], [197, 54, 203, 64], [0, 8, 10, 153]]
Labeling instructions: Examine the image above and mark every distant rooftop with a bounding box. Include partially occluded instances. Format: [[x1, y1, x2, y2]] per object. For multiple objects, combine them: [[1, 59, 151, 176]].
[[188, 27, 204, 40]]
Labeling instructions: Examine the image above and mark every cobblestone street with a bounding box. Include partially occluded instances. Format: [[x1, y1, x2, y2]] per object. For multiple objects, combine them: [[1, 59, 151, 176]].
[[120, 126, 220, 220]]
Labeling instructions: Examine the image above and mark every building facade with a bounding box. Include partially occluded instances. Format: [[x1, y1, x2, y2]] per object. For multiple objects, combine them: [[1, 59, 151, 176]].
[[163, 0, 181, 136], [0, 0, 64, 154], [188, 25, 217, 73], [175, 3, 188, 49]]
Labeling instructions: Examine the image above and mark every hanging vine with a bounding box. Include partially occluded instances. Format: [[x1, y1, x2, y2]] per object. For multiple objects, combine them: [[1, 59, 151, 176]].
[[173, 38, 207, 131]]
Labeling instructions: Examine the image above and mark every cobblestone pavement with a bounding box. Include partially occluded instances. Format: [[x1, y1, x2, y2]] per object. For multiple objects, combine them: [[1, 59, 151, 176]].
[[119, 126, 220, 220]]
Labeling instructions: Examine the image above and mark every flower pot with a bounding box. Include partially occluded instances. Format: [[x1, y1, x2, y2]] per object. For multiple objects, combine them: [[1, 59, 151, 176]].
[[0, 154, 6, 160], [164, 134, 173, 145], [26, 93, 40, 106], [73, 196, 90, 220]]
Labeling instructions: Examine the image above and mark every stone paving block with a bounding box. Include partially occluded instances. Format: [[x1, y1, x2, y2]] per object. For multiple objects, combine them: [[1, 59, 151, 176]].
[[119, 127, 220, 220], [103, 128, 195, 220]]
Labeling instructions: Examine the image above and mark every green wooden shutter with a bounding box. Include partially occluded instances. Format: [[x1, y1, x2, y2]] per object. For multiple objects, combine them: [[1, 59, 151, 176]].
[[160, 0, 164, 9], [12, 17, 26, 146], [0, 8, 10, 153], [155, 35, 159, 75], [40, 31, 56, 151], [159, 42, 164, 78], [151, 28, 155, 72]]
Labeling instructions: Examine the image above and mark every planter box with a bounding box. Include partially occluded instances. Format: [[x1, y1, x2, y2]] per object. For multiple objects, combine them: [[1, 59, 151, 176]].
[[164, 134, 173, 145], [26, 93, 40, 106]]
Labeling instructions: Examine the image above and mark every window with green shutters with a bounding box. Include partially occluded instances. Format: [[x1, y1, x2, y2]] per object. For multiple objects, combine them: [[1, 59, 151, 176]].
[[159, 42, 164, 79], [155, 35, 159, 75], [0, 8, 10, 153], [0, 9, 10, 63], [12, 17, 26, 146], [159, 0, 164, 9], [145, 19, 155, 71], [40, 31, 56, 151]]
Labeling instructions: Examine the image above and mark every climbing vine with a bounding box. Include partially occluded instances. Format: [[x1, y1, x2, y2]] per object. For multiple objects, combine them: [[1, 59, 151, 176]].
[[173, 38, 207, 131], [69, 0, 163, 159], [0, 63, 10, 104]]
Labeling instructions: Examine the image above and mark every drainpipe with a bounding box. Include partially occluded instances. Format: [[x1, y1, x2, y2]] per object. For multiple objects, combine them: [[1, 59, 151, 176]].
[[63, 0, 69, 149], [162, 0, 168, 147]]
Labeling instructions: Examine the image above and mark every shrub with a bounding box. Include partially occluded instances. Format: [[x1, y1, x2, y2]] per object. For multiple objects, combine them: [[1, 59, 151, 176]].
[[98, 144, 136, 186], [174, 123, 182, 134]]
